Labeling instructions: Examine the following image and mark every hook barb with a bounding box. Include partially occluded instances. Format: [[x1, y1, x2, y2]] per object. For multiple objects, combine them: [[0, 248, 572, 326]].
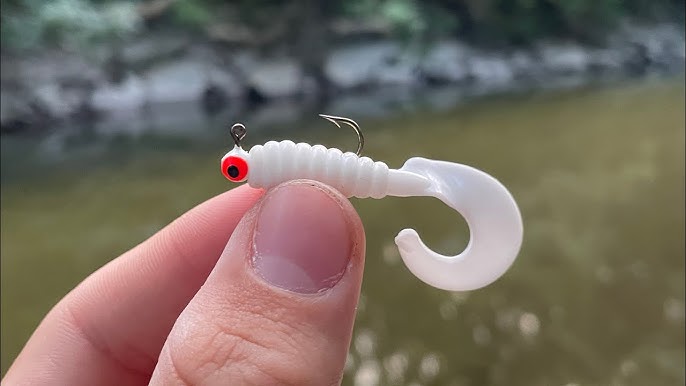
[[319, 114, 364, 156]]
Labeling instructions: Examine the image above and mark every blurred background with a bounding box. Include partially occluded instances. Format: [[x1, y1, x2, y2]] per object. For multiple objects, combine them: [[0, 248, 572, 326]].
[[1, 0, 684, 385]]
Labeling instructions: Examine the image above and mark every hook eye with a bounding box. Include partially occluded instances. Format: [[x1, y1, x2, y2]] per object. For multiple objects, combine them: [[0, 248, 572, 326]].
[[230, 123, 247, 147]]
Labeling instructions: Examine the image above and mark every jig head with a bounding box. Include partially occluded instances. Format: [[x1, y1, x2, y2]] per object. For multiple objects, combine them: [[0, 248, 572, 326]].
[[220, 115, 523, 291]]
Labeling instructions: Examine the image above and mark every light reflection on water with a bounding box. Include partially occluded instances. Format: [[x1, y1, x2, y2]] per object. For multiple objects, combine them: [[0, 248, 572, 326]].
[[1, 79, 684, 385]]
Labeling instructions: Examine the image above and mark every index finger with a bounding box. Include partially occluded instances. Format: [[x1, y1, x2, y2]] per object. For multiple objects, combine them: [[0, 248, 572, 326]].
[[3, 185, 263, 386]]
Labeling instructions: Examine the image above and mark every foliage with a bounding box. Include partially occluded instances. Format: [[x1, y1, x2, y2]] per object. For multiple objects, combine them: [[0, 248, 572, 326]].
[[345, 0, 459, 49], [1, 0, 683, 52], [427, 0, 683, 44], [169, 0, 213, 29], [1, 0, 141, 51]]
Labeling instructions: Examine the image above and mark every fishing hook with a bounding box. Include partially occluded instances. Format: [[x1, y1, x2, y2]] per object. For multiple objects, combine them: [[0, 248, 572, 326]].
[[319, 114, 364, 156]]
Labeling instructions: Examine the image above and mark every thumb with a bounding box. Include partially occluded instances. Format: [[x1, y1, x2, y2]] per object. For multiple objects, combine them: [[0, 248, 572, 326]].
[[150, 180, 365, 386]]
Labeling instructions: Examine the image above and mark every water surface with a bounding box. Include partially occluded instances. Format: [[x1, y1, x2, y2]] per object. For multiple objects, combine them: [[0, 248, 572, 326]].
[[2, 79, 684, 385]]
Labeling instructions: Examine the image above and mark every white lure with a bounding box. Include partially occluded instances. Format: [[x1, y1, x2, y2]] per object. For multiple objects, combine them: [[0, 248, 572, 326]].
[[220, 115, 523, 291]]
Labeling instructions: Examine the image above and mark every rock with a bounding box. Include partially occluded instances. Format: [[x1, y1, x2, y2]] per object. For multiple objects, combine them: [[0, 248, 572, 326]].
[[142, 58, 244, 104], [247, 100, 305, 128], [35, 82, 94, 119], [467, 53, 515, 85], [1, 89, 31, 128], [202, 85, 228, 115], [91, 75, 146, 111], [326, 42, 394, 88], [326, 42, 421, 89], [367, 45, 422, 86], [508, 50, 539, 78], [1, 78, 92, 133], [120, 33, 189, 68], [90, 109, 148, 137], [10, 51, 103, 88], [374, 53, 421, 86], [1, 52, 100, 128], [537, 43, 592, 75], [233, 52, 308, 99], [617, 23, 685, 70], [208, 66, 245, 99], [0, 88, 51, 133], [587, 48, 626, 73], [243, 58, 303, 99], [419, 40, 471, 83]]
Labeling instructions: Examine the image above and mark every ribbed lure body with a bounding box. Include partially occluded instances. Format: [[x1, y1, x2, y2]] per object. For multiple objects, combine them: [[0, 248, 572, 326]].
[[249, 141, 389, 198], [222, 140, 431, 199]]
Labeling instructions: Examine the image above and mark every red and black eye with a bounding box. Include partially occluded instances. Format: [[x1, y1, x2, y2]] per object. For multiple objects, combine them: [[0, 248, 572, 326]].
[[221, 156, 249, 182]]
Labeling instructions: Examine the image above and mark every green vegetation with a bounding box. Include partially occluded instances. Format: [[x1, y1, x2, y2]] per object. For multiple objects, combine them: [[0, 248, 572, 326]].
[[1, 0, 142, 51], [1, 0, 683, 51]]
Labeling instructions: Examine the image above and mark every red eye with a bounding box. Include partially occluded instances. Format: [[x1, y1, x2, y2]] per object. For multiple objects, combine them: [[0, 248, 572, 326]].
[[221, 156, 249, 182]]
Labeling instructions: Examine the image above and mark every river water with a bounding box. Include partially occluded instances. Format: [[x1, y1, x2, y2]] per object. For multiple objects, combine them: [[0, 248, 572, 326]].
[[1, 78, 684, 385]]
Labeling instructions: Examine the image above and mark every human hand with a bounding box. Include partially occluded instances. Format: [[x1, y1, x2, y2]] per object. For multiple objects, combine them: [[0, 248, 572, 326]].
[[3, 180, 366, 385]]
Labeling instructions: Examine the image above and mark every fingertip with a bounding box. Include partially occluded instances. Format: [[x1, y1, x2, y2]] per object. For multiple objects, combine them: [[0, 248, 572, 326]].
[[251, 180, 365, 294]]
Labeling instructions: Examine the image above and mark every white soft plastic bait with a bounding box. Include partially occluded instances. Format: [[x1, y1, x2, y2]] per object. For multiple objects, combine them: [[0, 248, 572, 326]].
[[220, 115, 523, 291]]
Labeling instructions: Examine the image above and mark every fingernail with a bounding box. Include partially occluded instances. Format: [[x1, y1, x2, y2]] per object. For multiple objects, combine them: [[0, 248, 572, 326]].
[[252, 182, 353, 294]]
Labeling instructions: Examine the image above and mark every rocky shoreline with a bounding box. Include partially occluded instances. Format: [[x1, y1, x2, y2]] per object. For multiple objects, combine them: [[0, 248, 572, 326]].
[[1, 22, 683, 135]]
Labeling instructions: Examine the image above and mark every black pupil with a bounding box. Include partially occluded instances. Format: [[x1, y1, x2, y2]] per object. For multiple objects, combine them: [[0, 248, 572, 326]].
[[227, 165, 240, 178]]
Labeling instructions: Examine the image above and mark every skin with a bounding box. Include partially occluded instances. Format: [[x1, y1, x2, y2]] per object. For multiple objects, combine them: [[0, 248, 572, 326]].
[[3, 180, 366, 386]]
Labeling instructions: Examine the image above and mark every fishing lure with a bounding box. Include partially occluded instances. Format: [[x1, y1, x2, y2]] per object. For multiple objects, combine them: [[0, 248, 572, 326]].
[[220, 115, 523, 291]]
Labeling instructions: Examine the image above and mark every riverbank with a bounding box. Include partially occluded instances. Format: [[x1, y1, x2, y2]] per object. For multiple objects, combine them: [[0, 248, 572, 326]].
[[1, 21, 683, 135]]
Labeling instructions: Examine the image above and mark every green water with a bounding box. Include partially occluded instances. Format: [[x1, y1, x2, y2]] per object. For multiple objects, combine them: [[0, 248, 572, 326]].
[[2, 79, 684, 385]]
